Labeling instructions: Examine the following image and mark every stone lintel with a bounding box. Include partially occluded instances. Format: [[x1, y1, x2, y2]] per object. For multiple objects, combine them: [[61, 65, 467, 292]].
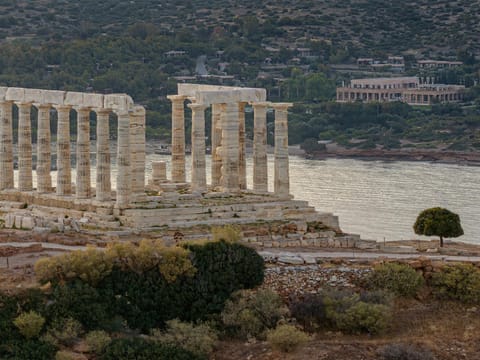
[[104, 94, 134, 112], [177, 83, 267, 106]]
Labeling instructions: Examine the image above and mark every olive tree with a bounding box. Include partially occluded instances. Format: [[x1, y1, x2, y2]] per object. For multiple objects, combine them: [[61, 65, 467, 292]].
[[413, 207, 463, 247]]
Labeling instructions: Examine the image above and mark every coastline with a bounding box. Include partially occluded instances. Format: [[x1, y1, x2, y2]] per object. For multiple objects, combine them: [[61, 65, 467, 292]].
[[303, 148, 480, 166]]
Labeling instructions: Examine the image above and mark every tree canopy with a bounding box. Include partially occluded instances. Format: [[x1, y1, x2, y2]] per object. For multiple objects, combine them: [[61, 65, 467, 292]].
[[413, 207, 464, 247]]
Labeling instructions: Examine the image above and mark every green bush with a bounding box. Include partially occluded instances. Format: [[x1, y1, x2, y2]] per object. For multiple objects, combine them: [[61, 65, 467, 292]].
[[151, 319, 217, 356], [0, 339, 56, 360], [368, 262, 425, 297], [290, 294, 327, 332], [43, 318, 83, 347], [430, 263, 480, 303], [290, 290, 392, 335], [377, 343, 436, 360], [267, 324, 310, 353], [221, 289, 288, 339], [13, 311, 45, 339], [332, 301, 391, 334], [100, 338, 206, 360], [85, 330, 112, 354]]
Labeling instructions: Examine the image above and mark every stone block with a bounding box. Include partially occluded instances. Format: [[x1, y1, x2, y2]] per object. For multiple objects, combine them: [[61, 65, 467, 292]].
[[83, 93, 104, 108], [14, 216, 23, 229], [24, 88, 43, 103], [0, 86, 8, 100], [21, 217, 35, 230], [278, 255, 304, 265], [43, 90, 65, 105], [64, 92, 84, 106], [287, 240, 301, 247], [263, 241, 273, 248], [271, 241, 280, 247], [4, 214, 14, 228], [355, 240, 378, 249], [104, 94, 133, 111], [6, 87, 25, 102]]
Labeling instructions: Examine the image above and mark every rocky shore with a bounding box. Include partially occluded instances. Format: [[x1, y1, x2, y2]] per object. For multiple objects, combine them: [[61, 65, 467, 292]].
[[307, 148, 480, 165]]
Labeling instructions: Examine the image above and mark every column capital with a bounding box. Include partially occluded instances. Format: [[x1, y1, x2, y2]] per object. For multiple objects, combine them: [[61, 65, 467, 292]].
[[167, 94, 188, 102], [187, 103, 208, 111], [93, 107, 111, 115], [271, 102, 293, 110], [35, 103, 52, 110], [54, 104, 72, 111], [75, 106, 91, 113], [15, 101, 33, 108]]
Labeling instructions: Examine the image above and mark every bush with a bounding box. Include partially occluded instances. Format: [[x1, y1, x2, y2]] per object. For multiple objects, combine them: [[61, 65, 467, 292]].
[[0, 339, 56, 360], [43, 318, 83, 347], [14, 310, 45, 339], [211, 225, 242, 242], [368, 262, 425, 297], [289, 294, 328, 332], [290, 290, 392, 335], [266, 324, 310, 353], [430, 263, 480, 303], [377, 343, 436, 360], [101, 338, 206, 360], [221, 289, 288, 339], [56, 351, 81, 360], [332, 301, 391, 334], [151, 319, 217, 356], [85, 330, 112, 354]]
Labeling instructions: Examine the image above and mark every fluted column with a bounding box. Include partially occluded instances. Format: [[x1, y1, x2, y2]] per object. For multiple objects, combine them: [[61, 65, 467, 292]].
[[252, 102, 269, 192], [188, 103, 207, 192], [211, 103, 223, 188], [130, 106, 146, 201], [95, 108, 111, 201], [0, 101, 14, 190], [167, 95, 186, 183], [116, 110, 131, 208], [17, 102, 33, 191], [238, 102, 247, 190], [221, 102, 240, 192], [36, 104, 52, 193], [76, 107, 91, 198], [272, 103, 293, 197], [56, 105, 72, 196]]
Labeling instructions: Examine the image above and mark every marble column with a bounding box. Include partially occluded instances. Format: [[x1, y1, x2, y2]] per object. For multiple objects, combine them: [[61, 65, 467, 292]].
[[238, 102, 247, 190], [95, 108, 111, 201], [76, 107, 91, 198], [272, 103, 293, 197], [0, 101, 14, 190], [167, 95, 186, 183], [17, 102, 33, 191], [116, 110, 131, 208], [221, 102, 240, 192], [56, 105, 72, 196], [130, 106, 146, 200], [188, 103, 207, 192], [36, 104, 52, 193], [210, 103, 223, 188], [252, 102, 269, 192]]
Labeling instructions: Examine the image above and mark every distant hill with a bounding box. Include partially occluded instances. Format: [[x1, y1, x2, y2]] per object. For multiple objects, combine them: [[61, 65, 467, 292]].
[[0, 0, 478, 57]]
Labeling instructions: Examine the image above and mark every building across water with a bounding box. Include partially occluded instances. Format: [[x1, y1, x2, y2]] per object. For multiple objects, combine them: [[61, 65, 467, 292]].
[[336, 76, 465, 105]]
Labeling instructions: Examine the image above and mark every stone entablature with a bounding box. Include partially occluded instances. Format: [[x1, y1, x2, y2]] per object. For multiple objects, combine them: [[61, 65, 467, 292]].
[[167, 84, 293, 197], [0, 86, 145, 208]]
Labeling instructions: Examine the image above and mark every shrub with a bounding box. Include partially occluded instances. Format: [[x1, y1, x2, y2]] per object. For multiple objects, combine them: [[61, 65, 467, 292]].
[[211, 225, 242, 242], [267, 324, 310, 353], [368, 262, 425, 297], [289, 294, 328, 332], [221, 289, 288, 339], [13, 311, 45, 339], [85, 330, 112, 354], [43, 318, 83, 347], [377, 343, 436, 360], [0, 339, 57, 360], [56, 351, 81, 360], [100, 338, 206, 360], [151, 319, 217, 356], [430, 263, 480, 303], [332, 301, 391, 334]]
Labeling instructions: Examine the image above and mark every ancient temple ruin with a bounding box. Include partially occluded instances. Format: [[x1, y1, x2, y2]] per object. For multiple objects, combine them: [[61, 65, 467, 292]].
[[0, 84, 345, 247], [165, 84, 292, 197]]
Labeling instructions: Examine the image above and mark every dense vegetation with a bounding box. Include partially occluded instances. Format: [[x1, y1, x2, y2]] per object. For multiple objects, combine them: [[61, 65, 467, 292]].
[[0, 0, 479, 147]]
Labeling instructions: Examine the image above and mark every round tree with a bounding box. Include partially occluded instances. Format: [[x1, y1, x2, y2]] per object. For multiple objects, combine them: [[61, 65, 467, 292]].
[[413, 207, 463, 247]]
